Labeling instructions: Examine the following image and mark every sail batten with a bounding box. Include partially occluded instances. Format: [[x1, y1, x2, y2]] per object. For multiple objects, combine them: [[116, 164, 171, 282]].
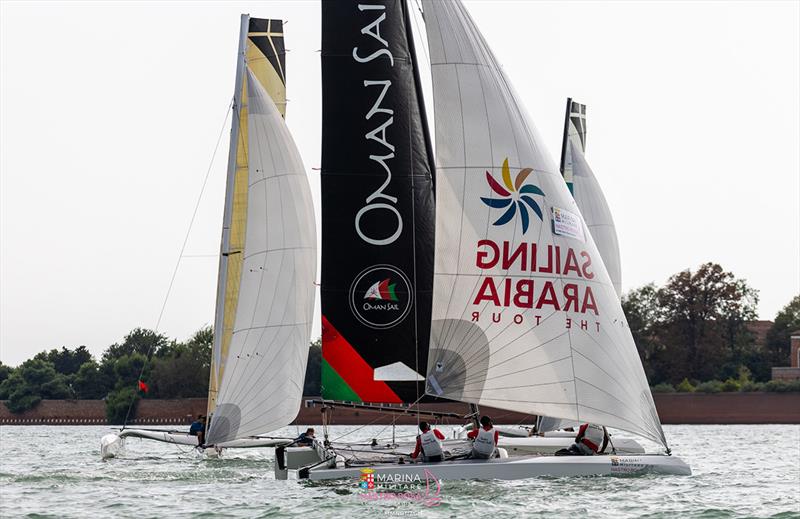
[[422, 0, 666, 448]]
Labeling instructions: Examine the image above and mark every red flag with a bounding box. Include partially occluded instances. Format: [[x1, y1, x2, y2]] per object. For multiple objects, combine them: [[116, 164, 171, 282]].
[[138, 380, 149, 393]]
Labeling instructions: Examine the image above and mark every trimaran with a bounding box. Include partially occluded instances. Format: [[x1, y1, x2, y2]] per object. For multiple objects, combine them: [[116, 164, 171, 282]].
[[101, 15, 317, 457], [102, 0, 691, 479]]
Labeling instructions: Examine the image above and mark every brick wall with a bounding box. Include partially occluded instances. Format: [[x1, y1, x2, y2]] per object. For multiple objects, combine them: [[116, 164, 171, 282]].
[[1, 393, 799, 425], [0, 398, 207, 425]]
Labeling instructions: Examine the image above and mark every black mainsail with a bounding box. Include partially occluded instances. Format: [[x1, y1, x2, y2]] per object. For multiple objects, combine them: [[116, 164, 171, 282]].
[[320, 0, 435, 403]]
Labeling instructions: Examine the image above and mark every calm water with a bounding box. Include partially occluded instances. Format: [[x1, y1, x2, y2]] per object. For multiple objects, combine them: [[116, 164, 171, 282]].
[[0, 424, 798, 518]]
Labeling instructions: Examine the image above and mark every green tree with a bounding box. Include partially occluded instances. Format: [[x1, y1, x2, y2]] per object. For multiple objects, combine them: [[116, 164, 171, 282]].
[[102, 328, 169, 362], [653, 263, 758, 383], [0, 362, 13, 385], [622, 284, 661, 381], [623, 263, 762, 384], [2, 358, 70, 413], [148, 327, 211, 398], [34, 346, 92, 375], [766, 295, 800, 365], [111, 353, 149, 390], [73, 360, 114, 399], [105, 387, 139, 425]]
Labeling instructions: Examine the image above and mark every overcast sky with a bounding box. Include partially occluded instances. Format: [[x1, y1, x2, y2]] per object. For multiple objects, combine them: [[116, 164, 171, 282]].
[[1, 1, 798, 367]]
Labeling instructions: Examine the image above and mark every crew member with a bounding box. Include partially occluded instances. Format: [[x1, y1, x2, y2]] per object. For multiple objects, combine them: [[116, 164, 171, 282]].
[[294, 428, 316, 446], [411, 421, 445, 462], [556, 423, 608, 455], [468, 416, 499, 459], [189, 415, 206, 446]]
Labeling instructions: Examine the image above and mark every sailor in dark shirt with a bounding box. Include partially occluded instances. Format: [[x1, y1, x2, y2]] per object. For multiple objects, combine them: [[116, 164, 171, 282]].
[[294, 427, 315, 446], [189, 415, 206, 445]]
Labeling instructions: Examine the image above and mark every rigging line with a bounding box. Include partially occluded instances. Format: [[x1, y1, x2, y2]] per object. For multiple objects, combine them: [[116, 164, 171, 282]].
[[121, 97, 234, 429], [400, 0, 424, 418], [329, 414, 387, 443]]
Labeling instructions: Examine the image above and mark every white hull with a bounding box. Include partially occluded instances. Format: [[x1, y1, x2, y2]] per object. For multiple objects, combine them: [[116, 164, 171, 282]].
[[500, 436, 644, 455], [276, 440, 690, 480], [301, 455, 691, 480], [100, 428, 291, 459], [455, 426, 645, 455]]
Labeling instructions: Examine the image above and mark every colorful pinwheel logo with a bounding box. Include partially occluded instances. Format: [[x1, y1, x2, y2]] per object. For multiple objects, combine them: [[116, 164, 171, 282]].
[[481, 158, 545, 234]]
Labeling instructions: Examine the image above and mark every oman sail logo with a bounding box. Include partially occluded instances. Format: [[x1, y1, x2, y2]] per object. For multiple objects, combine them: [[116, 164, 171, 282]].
[[481, 158, 545, 234], [364, 278, 399, 302], [349, 265, 413, 330]]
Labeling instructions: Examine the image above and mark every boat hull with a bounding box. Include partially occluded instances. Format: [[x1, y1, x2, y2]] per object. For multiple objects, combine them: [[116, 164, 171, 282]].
[[454, 426, 646, 455], [302, 454, 691, 480], [500, 436, 644, 455], [100, 428, 291, 459]]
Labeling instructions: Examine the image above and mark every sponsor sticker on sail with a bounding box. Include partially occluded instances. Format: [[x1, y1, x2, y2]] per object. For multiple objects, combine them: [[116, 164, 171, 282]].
[[552, 207, 585, 242]]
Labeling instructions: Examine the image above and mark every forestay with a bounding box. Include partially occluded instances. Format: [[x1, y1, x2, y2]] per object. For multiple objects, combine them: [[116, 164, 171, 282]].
[[206, 20, 316, 444], [560, 100, 622, 297], [421, 0, 666, 448]]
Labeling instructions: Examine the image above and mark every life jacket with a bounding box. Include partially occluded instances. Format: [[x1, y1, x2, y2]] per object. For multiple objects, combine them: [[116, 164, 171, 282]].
[[418, 429, 443, 459], [471, 426, 496, 458], [576, 424, 606, 454]]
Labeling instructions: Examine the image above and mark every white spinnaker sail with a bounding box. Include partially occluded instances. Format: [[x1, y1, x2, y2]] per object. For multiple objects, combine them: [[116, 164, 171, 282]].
[[206, 69, 316, 445], [422, 0, 666, 448], [562, 101, 622, 297]]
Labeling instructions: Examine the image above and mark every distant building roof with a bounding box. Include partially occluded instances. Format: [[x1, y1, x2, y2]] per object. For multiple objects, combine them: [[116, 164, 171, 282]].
[[746, 320, 773, 347], [790, 329, 800, 337]]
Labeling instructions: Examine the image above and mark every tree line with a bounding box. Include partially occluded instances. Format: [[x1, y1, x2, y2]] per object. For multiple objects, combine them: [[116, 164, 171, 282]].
[[623, 263, 799, 390], [1, 263, 798, 422]]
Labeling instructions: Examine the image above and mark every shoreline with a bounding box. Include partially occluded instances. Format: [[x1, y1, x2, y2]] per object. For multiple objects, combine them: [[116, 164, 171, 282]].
[[1, 393, 798, 426]]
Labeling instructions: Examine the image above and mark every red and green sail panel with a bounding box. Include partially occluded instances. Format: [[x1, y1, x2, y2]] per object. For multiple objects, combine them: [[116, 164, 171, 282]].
[[321, 316, 402, 403]]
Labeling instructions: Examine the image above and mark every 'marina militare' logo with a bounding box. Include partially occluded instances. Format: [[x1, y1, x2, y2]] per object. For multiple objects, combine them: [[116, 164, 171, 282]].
[[349, 265, 413, 329], [481, 158, 545, 234]]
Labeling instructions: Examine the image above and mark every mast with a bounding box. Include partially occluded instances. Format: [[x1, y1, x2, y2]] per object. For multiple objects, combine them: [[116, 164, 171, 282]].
[[208, 16, 292, 418], [205, 16, 316, 445], [559, 98, 575, 194], [560, 99, 622, 298], [208, 14, 249, 417]]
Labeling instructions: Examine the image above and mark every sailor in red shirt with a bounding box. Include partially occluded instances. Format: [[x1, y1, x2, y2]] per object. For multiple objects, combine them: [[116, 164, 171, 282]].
[[573, 423, 607, 454], [555, 423, 608, 455], [411, 421, 445, 462], [467, 416, 499, 459]]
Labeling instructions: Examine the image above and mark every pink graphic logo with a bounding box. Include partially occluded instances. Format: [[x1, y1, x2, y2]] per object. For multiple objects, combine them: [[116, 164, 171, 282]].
[[356, 469, 442, 507]]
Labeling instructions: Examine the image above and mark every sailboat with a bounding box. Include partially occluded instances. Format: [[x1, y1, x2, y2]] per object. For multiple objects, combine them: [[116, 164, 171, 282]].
[[532, 98, 627, 437], [101, 15, 316, 459], [279, 0, 690, 479]]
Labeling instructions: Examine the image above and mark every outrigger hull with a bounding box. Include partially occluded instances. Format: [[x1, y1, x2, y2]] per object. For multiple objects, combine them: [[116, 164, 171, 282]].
[[100, 428, 291, 459], [300, 454, 691, 481]]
